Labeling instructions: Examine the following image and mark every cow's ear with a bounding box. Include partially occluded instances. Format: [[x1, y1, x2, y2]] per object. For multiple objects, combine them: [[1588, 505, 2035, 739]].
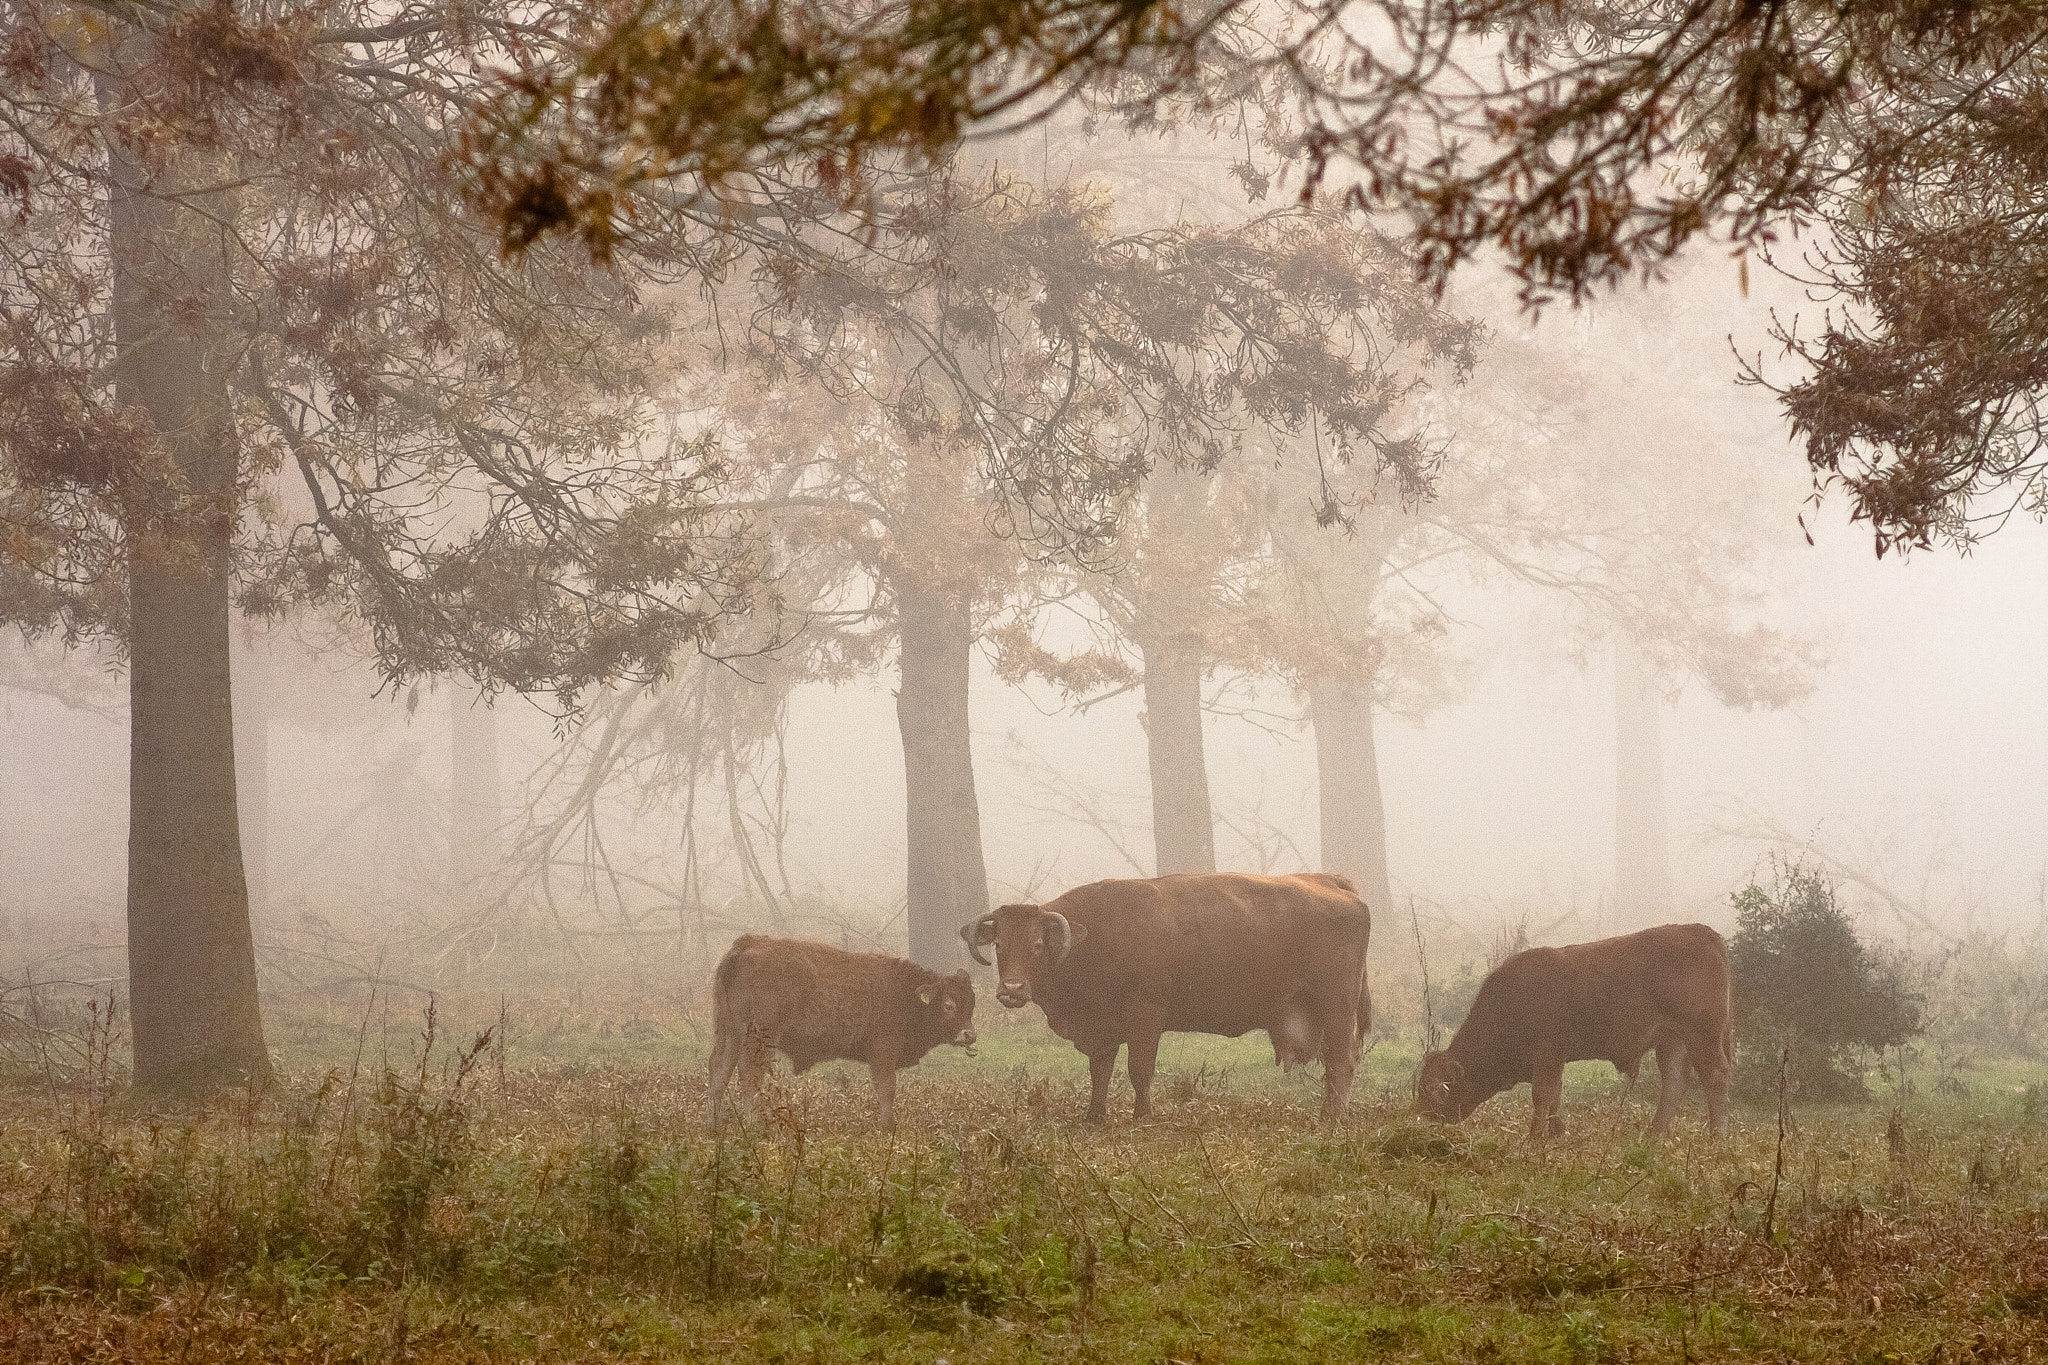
[[1443, 1057, 1465, 1081], [951, 969, 970, 983], [916, 984, 937, 1005], [1067, 923, 1089, 946]]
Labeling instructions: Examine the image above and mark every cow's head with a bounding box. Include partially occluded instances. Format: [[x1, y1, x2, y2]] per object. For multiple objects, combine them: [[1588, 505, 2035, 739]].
[[912, 969, 978, 1051], [1416, 1050, 1479, 1122], [959, 903, 1088, 1009]]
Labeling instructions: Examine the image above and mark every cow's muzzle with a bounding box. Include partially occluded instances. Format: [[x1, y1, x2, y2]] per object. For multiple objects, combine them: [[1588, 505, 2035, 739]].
[[953, 1028, 977, 1053], [997, 982, 1032, 1009]]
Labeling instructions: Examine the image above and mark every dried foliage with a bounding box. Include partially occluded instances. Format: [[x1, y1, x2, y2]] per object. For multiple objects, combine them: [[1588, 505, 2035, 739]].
[[465, 0, 2048, 552], [0, 989, 2045, 1363], [0, 0, 758, 698]]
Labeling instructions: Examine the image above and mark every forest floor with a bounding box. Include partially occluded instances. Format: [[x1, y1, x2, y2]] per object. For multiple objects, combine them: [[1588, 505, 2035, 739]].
[[1, 976, 2045, 1363]]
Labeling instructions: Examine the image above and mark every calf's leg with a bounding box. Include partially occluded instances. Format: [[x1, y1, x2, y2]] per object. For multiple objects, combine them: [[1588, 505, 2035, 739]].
[[705, 1028, 737, 1127], [869, 1061, 898, 1132], [736, 1024, 774, 1122]]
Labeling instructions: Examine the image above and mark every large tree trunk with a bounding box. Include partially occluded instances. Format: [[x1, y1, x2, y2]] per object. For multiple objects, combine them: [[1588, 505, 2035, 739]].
[[110, 130, 273, 1095], [1308, 677, 1392, 913], [1141, 631, 1216, 875], [232, 633, 270, 920], [1614, 634, 1674, 921], [894, 576, 989, 969], [449, 684, 503, 893]]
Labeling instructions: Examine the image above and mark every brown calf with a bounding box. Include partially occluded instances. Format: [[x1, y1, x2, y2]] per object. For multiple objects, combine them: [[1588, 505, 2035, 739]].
[[705, 934, 976, 1131]]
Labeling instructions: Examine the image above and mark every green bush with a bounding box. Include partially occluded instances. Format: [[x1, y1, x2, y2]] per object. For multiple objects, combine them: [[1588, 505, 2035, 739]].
[[1728, 859, 1922, 1101]]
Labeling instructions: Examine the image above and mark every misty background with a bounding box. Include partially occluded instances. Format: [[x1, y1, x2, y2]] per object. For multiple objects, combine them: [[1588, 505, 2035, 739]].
[[4, 255, 2041, 974]]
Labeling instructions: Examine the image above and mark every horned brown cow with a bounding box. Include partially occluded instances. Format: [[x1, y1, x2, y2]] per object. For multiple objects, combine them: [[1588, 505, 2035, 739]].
[[705, 934, 976, 1131], [1416, 923, 1732, 1137], [960, 872, 1371, 1122]]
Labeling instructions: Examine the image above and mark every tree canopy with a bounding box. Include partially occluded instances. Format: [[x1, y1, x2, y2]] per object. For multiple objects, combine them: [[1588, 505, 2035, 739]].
[[464, 0, 2048, 553]]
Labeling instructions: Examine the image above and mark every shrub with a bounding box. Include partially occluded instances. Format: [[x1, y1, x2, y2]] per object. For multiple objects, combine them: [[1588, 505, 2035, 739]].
[[1728, 859, 1922, 1101]]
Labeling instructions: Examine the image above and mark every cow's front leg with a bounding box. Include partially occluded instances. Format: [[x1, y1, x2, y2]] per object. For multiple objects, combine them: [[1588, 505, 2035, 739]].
[[1084, 1045, 1119, 1123], [870, 1061, 898, 1132], [1649, 1040, 1688, 1135], [1127, 1031, 1162, 1120], [1530, 1059, 1566, 1139]]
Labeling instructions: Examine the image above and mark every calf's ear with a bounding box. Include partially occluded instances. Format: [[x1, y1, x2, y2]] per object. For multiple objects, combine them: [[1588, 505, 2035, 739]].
[[916, 984, 937, 1004]]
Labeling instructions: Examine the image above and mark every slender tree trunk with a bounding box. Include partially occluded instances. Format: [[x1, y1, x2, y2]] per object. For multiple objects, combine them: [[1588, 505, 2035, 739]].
[[1141, 631, 1216, 875], [450, 683, 503, 893], [232, 633, 270, 920], [1308, 677, 1393, 913], [1614, 633, 1674, 921], [110, 129, 273, 1094], [894, 576, 989, 969]]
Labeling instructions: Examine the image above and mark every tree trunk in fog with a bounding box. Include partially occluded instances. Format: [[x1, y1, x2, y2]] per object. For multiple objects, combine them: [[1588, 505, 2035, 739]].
[[109, 123, 273, 1096], [1614, 634, 1674, 921], [1309, 677, 1392, 913], [1137, 465, 1217, 877], [232, 635, 270, 919], [1142, 631, 1216, 876], [895, 576, 989, 969], [450, 684, 503, 892]]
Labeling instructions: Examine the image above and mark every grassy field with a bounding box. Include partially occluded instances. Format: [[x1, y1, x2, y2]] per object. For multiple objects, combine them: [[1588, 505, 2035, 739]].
[[2, 975, 2046, 1363]]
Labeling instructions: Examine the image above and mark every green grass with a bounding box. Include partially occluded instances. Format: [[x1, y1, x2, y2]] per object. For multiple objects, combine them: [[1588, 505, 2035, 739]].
[[2, 977, 2046, 1362]]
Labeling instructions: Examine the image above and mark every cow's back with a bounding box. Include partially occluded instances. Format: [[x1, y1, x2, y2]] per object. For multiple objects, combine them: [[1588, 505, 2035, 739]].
[[1050, 872, 1369, 1038], [1459, 923, 1728, 1080]]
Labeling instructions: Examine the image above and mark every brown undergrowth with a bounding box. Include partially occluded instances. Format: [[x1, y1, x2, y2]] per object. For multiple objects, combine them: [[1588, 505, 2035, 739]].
[[0, 999, 2044, 1363]]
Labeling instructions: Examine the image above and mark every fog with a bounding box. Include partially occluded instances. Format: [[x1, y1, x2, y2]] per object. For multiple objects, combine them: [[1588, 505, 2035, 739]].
[[3, 269, 2041, 963]]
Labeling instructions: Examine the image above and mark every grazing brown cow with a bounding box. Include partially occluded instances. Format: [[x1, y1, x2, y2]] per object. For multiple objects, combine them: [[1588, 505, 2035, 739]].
[[960, 872, 1371, 1122], [705, 934, 976, 1131], [1416, 923, 1732, 1137]]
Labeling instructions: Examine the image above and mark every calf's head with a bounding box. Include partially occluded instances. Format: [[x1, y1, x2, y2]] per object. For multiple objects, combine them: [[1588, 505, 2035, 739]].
[[959, 903, 1088, 1009], [1416, 1050, 1480, 1122], [911, 969, 978, 1051]]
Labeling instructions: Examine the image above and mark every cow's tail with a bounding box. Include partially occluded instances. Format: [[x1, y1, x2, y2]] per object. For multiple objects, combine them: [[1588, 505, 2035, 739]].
[[1354, 964, 1372, 1056], [711, 935, 755, 1027]]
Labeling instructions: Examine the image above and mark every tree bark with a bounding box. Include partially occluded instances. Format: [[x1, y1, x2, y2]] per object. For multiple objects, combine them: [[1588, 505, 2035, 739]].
[[1614, 634, 1674, 921], [1135, 465, 1218, 877], [894, 576, 989, 969], [1308, 677, 1393, 913], [110, 131, 273, 1094], [1142, 631, 1216, 876], [450, 683, 503, 893], [232, 633, 270, 920]]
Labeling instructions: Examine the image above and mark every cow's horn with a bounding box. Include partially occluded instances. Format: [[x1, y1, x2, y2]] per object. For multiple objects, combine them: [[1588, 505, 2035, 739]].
[[960, 915, 996, 967], [1045, 911, 1074, 965]]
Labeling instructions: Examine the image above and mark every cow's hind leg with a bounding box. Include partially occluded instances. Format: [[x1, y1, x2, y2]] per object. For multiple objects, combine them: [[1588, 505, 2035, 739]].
[[736, 1024, 775, 1123], [1530, 1056, 1566, 1139], [1084, 1045, 1119, 1124], [1693, 1022, 1733, 1136], [1649, 1039, 1688, 1135], [1317, 991, 1361, 1124], [705, 1027, 738, 1128], [1127, 1031, 1162, 1120]]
